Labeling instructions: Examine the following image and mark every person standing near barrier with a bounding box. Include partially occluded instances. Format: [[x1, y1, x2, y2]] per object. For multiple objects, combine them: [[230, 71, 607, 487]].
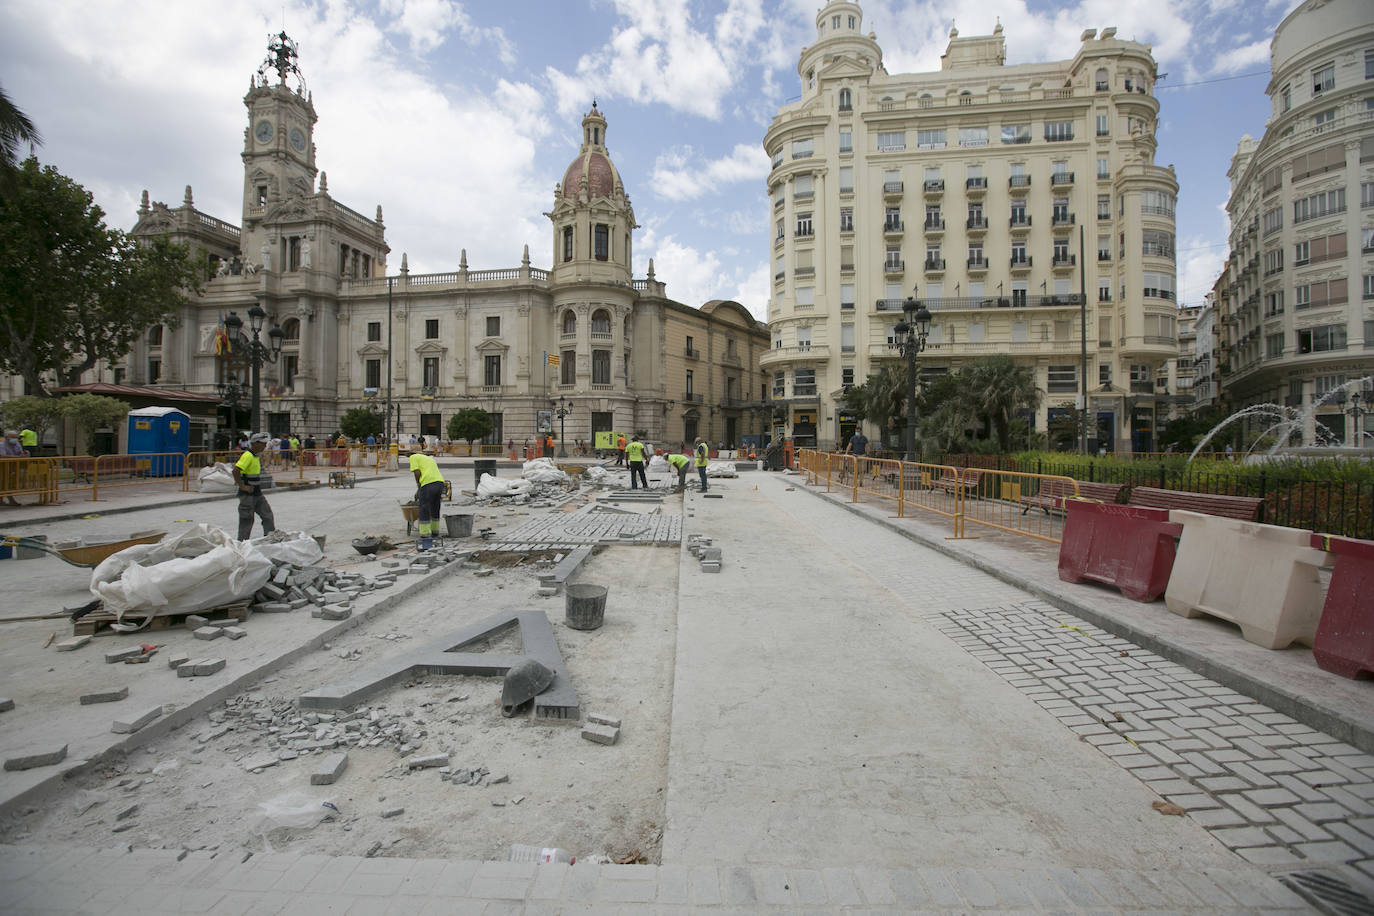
[[19, 428, 37, 452], [616, 433, 627, 466], [694, 437, 709, 492], [406, 452, 445, 550], [625, 434, 648, 489], [233, 433, 275, 540], [1, 430, 28, 506], [666, 451, 690, 491]]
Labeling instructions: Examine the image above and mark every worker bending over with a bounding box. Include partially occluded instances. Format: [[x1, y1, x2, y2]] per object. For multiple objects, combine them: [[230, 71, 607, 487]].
[[407, 452, 446, 550], [665, 451, 690, 491]]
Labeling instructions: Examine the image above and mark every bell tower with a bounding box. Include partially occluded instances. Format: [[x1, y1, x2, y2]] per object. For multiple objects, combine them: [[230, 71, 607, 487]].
[[546, 103, 637, 288], [241, 32, 318, 223]]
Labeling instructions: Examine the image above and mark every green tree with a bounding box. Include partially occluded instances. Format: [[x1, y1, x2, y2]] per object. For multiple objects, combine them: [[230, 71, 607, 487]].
[[961, 356, 1042, 452], [0, 86, 41, 167], [339, 407, 383, 441], [0, 395, 62, 442], [0, 159, 202, 396], [1048, 408, 1085, 451], [447, 408, 493, 446], [58, 394, 129, 455], [842, 365, 907, 449]]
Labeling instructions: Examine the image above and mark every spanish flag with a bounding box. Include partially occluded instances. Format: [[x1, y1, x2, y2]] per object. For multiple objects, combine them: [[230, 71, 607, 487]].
[[215, 316, 232, 355], [546, 352, 559, 366]]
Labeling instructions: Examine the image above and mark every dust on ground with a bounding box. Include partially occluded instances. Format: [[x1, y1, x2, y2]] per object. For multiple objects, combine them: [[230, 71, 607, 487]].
[[0, 510, 681, 865]]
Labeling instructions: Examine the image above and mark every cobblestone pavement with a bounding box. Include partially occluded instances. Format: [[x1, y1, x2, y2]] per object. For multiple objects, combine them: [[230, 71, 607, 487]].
[[0, 843, 1312, 913], [490, 503, 682, 550], [936, 603, 1374, 896]]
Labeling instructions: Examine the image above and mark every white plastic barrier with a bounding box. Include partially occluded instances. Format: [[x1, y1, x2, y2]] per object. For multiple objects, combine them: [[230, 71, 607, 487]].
[[1163, 511, 1333, 649]]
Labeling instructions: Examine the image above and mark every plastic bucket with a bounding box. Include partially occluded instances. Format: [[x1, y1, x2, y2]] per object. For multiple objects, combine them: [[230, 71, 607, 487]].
[[15, 535, 47, 560], [445, 513, 474, 538], [565, 584, 608, 630]]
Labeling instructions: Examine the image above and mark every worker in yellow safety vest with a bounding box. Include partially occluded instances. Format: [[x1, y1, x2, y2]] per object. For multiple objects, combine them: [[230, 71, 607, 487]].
[[665, 451, 690, 491], [233, 433, 276, 540], [693, 438, 709, 493], [625, 434, 648, 489], [406, 452, 446, 549]]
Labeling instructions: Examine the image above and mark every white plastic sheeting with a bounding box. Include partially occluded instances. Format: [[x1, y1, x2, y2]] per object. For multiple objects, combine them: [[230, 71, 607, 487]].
[[705, 461, 738, 478], [521, 458, 568, 485], [89, 525, 323, 624], [476, 474, 533, 499], [646, 455, 668, 475], [584, 466, 609, 483]]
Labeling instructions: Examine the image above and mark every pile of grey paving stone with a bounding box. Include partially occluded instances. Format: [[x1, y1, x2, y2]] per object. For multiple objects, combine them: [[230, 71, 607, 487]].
[[248, 547, 467, 619]]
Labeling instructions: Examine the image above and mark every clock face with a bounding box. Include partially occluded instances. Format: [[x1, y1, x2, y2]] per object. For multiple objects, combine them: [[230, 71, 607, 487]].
[[255, 120, 274, 143], [289, 127, 306, 152]]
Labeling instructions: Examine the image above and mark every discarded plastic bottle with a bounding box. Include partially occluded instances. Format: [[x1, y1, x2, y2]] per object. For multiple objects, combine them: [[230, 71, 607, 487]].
[[509, 844, 575, 865]]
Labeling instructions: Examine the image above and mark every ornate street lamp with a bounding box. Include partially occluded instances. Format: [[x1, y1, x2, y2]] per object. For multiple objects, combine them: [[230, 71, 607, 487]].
[[225, 305, 285, 434], [1341, 390, 1367, 446], [892, 291, 932, 462], [551, 395, 573, 458]]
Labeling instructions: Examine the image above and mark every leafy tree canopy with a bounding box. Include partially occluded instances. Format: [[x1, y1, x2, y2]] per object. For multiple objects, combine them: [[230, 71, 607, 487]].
[[447, 408, 493, 444], [0, 395, 63, 437], [57, 394, 130, 455], [0, 158, 202, 396], [339, 407, 383, 441]]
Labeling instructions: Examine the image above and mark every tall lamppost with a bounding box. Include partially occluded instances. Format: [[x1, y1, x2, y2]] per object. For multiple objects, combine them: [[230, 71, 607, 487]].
[[216, 373, 247, 447], [224, 305, 284, 434], [1341, 390, 1367, 446], [551, 395, 573, 458], [893, 291, 932, 462]]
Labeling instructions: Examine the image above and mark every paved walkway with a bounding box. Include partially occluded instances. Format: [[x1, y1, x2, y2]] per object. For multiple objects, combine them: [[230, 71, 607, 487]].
[[1, 468, 1371, 912]]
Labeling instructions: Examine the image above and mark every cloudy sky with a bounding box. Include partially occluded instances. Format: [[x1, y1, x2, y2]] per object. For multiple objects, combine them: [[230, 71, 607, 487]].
[[2, 0, 1301, 320]]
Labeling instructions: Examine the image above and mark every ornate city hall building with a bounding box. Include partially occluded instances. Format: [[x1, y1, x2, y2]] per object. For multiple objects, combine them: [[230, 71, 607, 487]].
[[764, 0, 1179, 452], [107, 34, 766, 449]]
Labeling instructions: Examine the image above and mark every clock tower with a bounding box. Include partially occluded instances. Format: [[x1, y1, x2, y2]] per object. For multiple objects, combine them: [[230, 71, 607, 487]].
[[241, 32, 317, 236]]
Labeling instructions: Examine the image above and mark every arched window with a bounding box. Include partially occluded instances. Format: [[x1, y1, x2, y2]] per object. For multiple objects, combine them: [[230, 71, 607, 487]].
[[562, 310, 577, 336], [838, 88, 852, 110], [147, 325, 163, 347], [591, 309, 612, 338], [282, 318, 301, 341]]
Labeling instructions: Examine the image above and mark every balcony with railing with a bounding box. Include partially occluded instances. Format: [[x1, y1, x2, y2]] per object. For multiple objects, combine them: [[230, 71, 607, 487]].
[[924, 218, 945, 233], [923, 179, 945, 195], [1052, 253, 1077, 269], [883, 220, 904, 237], [965, 177, 988, 194], [684, 347, 700, 360], [1009, 215, 1031, 232], [1008, 175, 1032, 192], [923, 258, 946, 273], [1010, 255, 1032, 272], [966, 216, 988, 233], [883, 181, 904, 197], [967, 256, 989, 273], [1130, 380, 1154, 394], [1051, 171, 1075, 188], [876, 293, 1085, 313], [1051, 212, 1076, 228], [884, 259, 905, 275], [794, 266, 815, 278]]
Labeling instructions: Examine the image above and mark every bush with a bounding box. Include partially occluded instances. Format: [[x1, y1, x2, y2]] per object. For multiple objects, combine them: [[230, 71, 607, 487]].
[[339, 407, 383, 441]]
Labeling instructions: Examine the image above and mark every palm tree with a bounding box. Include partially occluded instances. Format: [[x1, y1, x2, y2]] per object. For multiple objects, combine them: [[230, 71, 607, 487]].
[[843, 365, 906, 450], [962, 356, 1042, 452], [0, 86, 41, 167]]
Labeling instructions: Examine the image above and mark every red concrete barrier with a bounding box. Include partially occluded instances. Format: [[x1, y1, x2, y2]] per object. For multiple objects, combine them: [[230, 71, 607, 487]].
[[1311, 533, 1374, 679], [1058, 500, 1182, 602]]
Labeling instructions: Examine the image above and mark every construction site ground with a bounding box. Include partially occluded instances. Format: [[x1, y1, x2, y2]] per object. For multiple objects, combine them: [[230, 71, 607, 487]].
[[0, 457, 1369, 913]]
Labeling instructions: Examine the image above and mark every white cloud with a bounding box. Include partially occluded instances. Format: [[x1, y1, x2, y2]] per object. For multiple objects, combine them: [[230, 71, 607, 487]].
[[635, 223, 763, 314], [730, 260, 771, 321], [1208, 38, 1270, 75], [650, 143, 767, 201], [379, 0, 516, 63]]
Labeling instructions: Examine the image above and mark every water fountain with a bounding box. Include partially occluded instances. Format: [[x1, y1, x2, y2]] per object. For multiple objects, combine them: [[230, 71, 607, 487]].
[[1188, 376, 1372, 464]]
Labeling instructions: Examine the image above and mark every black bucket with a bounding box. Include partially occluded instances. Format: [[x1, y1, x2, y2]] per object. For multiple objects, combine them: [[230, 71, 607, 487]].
[[474, 459, 497, 487], [564, 584, 608, 630], [445, 513, 474, 538]]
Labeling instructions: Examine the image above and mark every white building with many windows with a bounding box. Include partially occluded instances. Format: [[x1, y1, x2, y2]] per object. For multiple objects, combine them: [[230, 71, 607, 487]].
[[763, 0, 1179, 452], [1216, 0, 1374, 446]]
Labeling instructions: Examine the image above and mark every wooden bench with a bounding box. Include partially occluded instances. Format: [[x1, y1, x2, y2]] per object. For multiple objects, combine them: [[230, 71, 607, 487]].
[[64, 456, 151, 483], [933, 468, 980, 497], [1126, 486, 1263, 521], [1021, 479, 1125, 515]]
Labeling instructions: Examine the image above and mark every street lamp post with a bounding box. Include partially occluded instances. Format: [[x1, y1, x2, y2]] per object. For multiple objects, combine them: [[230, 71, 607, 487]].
[[216, 373, 247, 446], [893, 291, 932, 462], [1341, 390, 1367, 446], [552, 395, 573, 458], [224, 305, 285, 434]]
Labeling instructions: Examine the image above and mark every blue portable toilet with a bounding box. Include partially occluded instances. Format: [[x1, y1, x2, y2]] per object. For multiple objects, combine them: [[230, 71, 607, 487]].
[[127, 407, 190, 476]]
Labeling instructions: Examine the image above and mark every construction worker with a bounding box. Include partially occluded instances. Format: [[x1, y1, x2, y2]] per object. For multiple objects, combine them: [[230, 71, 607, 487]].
[[406, 452, 446, 550], [666, 451, 691, 491], [616, 433, 627, 466], [625, 434, 648, 489], [233, 433, 276, 540], [19, 428, 37, 451], [694, 437, 710, 492]]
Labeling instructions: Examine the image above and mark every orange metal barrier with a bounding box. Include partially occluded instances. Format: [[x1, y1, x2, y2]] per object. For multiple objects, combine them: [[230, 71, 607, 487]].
[[799, 450, 1081, 544], [0, 457, 62, 505]]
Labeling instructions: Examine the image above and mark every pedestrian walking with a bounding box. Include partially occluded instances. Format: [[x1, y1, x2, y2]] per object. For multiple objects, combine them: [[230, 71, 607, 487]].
[[666, 451, 690, 490], [694, 437, 710, 492], [406, 452, 446, 550], [233, 433, 275, 540], [626, 434, 648, 489]]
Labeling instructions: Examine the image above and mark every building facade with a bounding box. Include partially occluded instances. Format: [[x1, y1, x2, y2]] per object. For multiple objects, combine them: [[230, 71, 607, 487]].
[[763, 0, 1180, 453], [8, 34, 767, 452], [1216, 0, 1374, 447]]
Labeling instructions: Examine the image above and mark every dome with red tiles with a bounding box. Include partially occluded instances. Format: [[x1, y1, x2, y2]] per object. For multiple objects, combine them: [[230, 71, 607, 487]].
[[560, 103, 622, 201]]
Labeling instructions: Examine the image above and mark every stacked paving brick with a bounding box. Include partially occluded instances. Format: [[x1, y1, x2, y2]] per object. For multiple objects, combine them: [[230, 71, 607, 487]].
[[687, 536, 721, 573], [491, 505, 682, 551]]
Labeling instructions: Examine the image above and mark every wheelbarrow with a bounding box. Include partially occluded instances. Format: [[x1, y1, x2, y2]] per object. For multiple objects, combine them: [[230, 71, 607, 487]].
[[400, 501, 419, 537], [1, 530, 166, 568]]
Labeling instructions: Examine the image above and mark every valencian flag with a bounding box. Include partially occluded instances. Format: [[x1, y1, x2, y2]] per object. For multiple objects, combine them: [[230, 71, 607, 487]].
[[214, 315, 233, 355], [546, 352, 559, 366]]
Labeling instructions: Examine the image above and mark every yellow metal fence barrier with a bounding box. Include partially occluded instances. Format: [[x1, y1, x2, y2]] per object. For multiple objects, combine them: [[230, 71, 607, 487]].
[[798, 450, 1081, 544]]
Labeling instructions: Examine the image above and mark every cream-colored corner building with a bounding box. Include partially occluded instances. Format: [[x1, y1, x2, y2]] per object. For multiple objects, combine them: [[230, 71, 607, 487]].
[[1216, 0, 1374, 447], [763, 0, 1179, 453], [15, 35, 767, 451]]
